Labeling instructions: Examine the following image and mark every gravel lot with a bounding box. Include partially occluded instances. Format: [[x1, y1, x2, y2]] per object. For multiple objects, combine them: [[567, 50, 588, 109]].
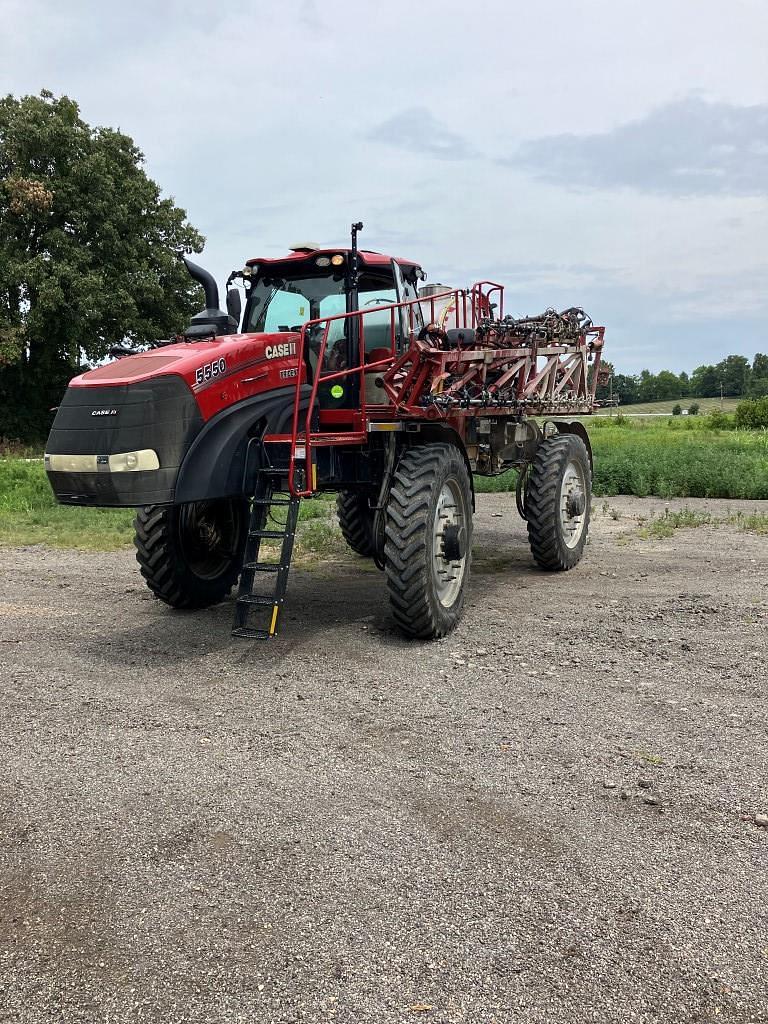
[[1, 494, 767, 1024]]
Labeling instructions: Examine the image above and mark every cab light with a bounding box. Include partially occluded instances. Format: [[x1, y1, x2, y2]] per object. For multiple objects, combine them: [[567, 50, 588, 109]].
[[330, 254, 344, 266], [315, 256, 331, 267]]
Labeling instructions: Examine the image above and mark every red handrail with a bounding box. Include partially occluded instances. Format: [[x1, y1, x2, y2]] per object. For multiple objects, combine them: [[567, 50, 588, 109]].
[[285, 287, 485, 496]]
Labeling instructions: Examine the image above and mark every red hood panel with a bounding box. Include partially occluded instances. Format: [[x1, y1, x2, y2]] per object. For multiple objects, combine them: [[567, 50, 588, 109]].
[[70, 332, 304, 421]]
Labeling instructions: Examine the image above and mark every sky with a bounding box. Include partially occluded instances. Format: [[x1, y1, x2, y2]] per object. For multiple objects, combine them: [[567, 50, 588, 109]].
[[1, 0, 766, 374]]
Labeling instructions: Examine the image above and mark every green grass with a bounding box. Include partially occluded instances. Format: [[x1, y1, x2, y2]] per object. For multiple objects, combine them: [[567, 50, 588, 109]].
[[475, 417, 768, 500], [589, 422, 768, 498], [0, 459, 136, 548], [637, 507, 768, 539], [0, 459, 339, 552]]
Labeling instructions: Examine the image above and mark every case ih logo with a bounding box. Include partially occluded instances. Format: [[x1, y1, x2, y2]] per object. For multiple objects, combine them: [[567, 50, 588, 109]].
[[91, 408, 118, 417], [265, 342, 297, 359]]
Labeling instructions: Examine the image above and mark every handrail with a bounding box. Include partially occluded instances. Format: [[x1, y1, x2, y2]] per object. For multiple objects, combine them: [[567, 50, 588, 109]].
[[285, 287, 485, 496]]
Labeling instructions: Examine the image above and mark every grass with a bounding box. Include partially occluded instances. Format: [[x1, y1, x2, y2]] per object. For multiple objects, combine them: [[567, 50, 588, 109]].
[[0, 459, 136, 549], [0, 459, 340, 552], [637, 507, 768, 539], [589, 421, 768, 499], [475, 416, 768, 500]]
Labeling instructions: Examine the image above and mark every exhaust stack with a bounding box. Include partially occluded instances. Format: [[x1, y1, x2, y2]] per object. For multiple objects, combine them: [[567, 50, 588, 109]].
[[183, 256, 220, 312], [182, 256, 236, 338]]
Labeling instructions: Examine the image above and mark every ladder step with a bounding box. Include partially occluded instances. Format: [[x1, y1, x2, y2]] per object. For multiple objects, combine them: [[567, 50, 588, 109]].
[[236, 594, 278, 607], [233, 484, 299, 640]]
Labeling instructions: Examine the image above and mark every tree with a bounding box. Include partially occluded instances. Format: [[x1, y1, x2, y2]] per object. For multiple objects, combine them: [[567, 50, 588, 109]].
[[715, 354, 751, 397], [691, 364, 719, 398], [611, 373, 639, 405], [750, 353, 768, 396], [655, 370, 684, 401], [637, 369, 658, 402], [0, 90, 204, 441]]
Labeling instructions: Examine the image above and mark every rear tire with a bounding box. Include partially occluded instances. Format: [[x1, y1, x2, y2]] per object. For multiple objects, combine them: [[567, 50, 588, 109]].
[[336, 490, 375, 557], [384, 443, 473, 639], [134, 498, 248, 609], [525, 434, 591, 571]]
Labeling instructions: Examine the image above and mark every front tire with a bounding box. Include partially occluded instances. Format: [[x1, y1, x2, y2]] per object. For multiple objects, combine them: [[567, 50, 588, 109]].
[[134, 499, 248, 609], [525, 434, 591, 571], [384, 443, 473, 639]]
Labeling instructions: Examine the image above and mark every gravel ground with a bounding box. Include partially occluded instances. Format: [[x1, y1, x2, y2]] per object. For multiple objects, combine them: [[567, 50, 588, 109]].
[[1, 494, 767, 1024]]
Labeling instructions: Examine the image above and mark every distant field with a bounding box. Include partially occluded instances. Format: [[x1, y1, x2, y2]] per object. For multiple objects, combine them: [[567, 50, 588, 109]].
[[477, 417, 768, 500], [599, 397, 739, 416]]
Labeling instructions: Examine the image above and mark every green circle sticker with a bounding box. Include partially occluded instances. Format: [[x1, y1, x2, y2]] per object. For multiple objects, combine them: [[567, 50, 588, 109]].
[[330, 385, 344, 399]]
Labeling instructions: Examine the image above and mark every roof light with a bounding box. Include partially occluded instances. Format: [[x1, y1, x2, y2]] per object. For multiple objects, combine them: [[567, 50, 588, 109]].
[[331, 254, 344, 266], [315, 256, 331, 267]]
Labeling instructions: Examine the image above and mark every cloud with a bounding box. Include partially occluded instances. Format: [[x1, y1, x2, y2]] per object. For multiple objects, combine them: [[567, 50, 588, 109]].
[[507, 98, 768, 197], [366, 107, 475, 161]]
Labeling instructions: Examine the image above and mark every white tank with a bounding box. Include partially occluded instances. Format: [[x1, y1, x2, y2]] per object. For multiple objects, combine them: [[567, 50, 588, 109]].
[[418, 283, 458, 329]]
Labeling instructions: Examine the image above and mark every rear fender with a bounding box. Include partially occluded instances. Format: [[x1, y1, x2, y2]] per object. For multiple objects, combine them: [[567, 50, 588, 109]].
[[550, 419, 593, 472]]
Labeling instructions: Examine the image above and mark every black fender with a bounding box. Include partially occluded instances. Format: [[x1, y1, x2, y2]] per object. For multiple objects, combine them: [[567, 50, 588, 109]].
[[174, 385, 313, 503], [550, 419, 593, 472]]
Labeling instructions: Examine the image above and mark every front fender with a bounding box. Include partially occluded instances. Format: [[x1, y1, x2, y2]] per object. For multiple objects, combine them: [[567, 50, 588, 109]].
[[174, 385, 313, 503]]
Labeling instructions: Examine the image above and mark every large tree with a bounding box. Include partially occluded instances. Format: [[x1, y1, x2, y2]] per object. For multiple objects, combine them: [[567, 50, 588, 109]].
[[0, 90, 204, 441], [715, 354, 751, 397]]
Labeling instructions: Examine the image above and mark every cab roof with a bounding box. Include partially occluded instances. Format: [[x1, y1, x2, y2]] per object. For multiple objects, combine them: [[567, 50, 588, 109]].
[[246, 248, 422, 274]]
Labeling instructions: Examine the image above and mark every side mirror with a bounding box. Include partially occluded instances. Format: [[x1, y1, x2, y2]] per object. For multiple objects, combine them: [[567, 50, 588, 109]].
[[226, 288, 242, 325]]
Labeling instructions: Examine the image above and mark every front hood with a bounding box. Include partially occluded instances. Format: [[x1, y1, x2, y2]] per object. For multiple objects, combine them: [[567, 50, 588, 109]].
[[68, 331, 306, 423], [71, 331, 302, 388]]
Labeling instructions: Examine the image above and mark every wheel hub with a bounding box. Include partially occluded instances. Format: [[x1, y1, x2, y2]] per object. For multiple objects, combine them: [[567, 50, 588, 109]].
[[441, 523, 465, 563], [565, 492, 586, 519], [178, 500, 240, 578]]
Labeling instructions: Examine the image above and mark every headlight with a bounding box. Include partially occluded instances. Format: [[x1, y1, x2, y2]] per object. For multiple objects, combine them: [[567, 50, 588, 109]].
[[45, 450, 160, 473]]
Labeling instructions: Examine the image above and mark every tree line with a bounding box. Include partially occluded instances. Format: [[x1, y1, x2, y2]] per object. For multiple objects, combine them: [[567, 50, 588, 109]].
[[596, 354, 768, 405]]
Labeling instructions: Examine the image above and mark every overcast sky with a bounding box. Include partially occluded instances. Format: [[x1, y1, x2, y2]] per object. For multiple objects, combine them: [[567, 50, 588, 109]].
[[2, 0, 766, 373]]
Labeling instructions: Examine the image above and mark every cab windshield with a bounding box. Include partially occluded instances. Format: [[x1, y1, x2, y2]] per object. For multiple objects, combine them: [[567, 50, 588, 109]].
[[246, 268, 409, 328], [245, 272, 352, 334], [244, 266, 408, 370]]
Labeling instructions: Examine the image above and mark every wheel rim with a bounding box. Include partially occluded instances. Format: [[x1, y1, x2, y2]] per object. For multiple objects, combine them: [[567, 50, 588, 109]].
[[432, 478, 468, 608], [177, 501, 241, 580], [559, 459, 587, 548]]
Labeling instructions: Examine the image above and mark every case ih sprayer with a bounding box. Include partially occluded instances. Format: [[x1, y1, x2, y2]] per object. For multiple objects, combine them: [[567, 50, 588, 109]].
[[45, 224, 606, 639]]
